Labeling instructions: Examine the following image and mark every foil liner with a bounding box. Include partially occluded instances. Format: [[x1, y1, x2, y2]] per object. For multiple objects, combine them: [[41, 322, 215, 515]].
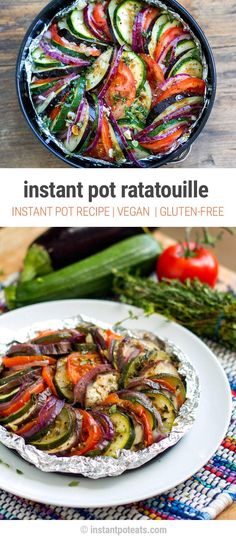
[[0, 315, 200, 478]]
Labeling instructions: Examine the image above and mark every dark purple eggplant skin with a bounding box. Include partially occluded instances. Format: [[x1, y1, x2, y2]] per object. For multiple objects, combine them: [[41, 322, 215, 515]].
[[147, 93, 192, 124], [6, 342, 73, 357], [30, 228, 152, 270], [32, 66, 82, 79]]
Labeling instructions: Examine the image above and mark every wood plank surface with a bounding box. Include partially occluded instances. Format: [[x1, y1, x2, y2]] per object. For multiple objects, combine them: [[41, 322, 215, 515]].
[[0, 0, 235, 167], [0, 226, 235, 519]]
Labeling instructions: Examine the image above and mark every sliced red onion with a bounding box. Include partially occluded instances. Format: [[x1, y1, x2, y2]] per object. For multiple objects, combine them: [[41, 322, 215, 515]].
[[109, 110, 144, 167], [85, 99, 104, 152], [19, 396, 64, 439], [132, 9, 146, 52], [98, 46, 124, 99], [83, 5, 109, 43], [73, 364, 114, 406], [90, 411, 114, 441], [40, 40, 90, 66], [138, 121, 190, 144], [0, 377, 44, 413]]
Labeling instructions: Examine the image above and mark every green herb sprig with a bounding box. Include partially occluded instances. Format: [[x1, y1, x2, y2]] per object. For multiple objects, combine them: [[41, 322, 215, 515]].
[[113, 272, 236, 350]]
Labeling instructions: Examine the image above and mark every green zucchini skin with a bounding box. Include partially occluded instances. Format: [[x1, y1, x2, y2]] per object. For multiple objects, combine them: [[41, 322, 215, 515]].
[[6, 234, 162, 309]]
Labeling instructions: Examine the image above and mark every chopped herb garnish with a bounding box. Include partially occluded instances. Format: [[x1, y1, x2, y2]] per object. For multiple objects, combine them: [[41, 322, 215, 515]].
[[68, 480, 80, 487]]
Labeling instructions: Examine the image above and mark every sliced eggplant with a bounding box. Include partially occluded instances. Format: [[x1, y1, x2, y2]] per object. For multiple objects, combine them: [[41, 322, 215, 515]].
[[85, 372, 119, 408], [140, 360, 179, 379], [152, 95, 204, 123]]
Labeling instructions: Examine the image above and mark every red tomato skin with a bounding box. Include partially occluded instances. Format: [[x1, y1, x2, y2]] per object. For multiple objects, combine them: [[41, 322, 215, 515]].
[[156, 242, 219, 287]]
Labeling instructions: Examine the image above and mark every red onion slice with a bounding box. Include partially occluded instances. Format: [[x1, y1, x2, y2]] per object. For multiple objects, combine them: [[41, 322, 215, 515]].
[[40, 40, 90, 66], [98, 46, 124, 99], [156, 32, 191, 65], [18, 396, 64, 439], [83, 5, 109, 43], [132, 9, 146, 52], [73, 364, 114, 406], [91, 410, 115, 441]]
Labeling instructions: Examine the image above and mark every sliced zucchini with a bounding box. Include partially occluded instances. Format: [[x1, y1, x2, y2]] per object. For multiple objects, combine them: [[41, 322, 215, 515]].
[[170, 53, 203, 78], [118, 118, 145, 131], [31, 407, 74, 450], [0, 386, 20, 404], [46, 411, 77, 454], [51, 76, 85, 133], [157, 19, 182, 41], [120, 354, 145, 388], [74, 343, 98, 353], [122, 51, 146, 93], [103, 408, 135, 457], [108, 0, 124, 46], [0, 396, 38, 427], [144, 391, 177, 433], [114, 0, 143, 45], [175, 39, 196, 58], [63, 99, 90, 153], [148, 14, 169, 57], [145, 117, 189, 138], [131, 419, 144, 450], [127, 81, 152, 123], [54, 358, 73, 402], [31, 47, 62, 67], [0, 367, 38, 388], [67, 9, 99, 41], [51, 39, 86, 60], [85, 48, 113, 91]]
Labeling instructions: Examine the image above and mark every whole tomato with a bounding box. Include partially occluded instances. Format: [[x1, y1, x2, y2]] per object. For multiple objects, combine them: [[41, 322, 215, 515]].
[[156, 242, 219, 287]]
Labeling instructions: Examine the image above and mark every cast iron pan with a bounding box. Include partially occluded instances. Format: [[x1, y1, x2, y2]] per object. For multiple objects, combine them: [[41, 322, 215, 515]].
[[16, 0, 216, 168]]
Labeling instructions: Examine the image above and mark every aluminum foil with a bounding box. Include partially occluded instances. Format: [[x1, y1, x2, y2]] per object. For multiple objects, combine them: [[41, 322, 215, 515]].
[[23, 0, 208, 167], [0, 315, 200, 478]]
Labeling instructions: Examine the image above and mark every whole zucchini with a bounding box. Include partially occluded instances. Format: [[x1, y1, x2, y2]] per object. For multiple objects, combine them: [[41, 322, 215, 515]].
[[5, 234, 162, 309], [21, 227, 152, 282]]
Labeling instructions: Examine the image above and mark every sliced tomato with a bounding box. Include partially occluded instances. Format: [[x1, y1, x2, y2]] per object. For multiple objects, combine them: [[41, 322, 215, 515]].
[[31, 77, 61, 86], [139, 125, 187, 152], [105, 61, 136, 119], [0, 380, 45, 417], [104, 393, 153, 446], [3, 355, 56, 368], [156, 77, 206, 104], [154, 26, 184, 62], [50, 23, 101, 56], [70, 410, 103, 456], [42, 366, 58, 396], [92, 3, 112, 39], [67, 352, 102, 385], [140, 54, 164, 106], [143, 7, 160, 32], [103, 329, 123, 348]]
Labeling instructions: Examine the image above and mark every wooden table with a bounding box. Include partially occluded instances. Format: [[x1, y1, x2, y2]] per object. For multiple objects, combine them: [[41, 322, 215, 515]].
[[0, 0, 235, 167], [0, 227, 235, 519]]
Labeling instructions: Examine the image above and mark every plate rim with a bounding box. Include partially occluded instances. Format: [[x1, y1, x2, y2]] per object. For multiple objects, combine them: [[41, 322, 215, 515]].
[[0, 299, 232, 508]]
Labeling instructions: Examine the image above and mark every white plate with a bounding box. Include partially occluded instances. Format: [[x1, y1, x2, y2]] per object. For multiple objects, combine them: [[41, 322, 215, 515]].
[[0, 299, 232, 508]]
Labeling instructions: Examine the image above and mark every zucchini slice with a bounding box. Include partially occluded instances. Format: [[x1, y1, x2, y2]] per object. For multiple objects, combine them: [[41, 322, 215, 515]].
[[156, 373, 186, 406], [108, 0, 124, 46], [153, 95, 204, 123], [0, 367, 38, 388], [120, 354, 145, 388], [170, 53, 203, 78], [148, 14, 169, 57], [85, 48, 113, 91], [175, 39, 196, 58], [31, 407, 74, 451], [67, 9, 100, 42], [144, 391, 177, 433], [54, 358, 73, 402], [31, 47, 62, 67], [122, 51, 146, 93], [0, 396, 38, 427], [114, 0, 143, 45], [0, 386, 20, 404], [103, 408, 135, 457]]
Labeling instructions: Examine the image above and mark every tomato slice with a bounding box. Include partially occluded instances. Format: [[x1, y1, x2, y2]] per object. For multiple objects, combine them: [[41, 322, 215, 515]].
[[67, 352, 102, 385], [42, 366, 58, 396], [139, 125, 187, 152], [103, 329, 123, 348], [143, 7, 160, 32], [156, 77, 206, 104], [104, 393, 153, 446], [70, 410, 103, 455], [140, 54, 164, 106], [92, 3, 112, 39], [50, 23, 101, 56], [154, 26, 184, 62], [0, 380, 45, 417], [105, 61, 136, 119], [31, 77, 61, 86], [3, 355, 56, 368]]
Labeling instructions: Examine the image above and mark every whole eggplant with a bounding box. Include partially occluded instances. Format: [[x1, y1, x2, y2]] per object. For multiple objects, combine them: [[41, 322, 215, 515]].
[[21, 227, 153, 282]]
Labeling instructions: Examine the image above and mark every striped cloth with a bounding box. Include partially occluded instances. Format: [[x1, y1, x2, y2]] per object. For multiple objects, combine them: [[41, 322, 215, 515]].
[[0, 340, 235, 520]]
